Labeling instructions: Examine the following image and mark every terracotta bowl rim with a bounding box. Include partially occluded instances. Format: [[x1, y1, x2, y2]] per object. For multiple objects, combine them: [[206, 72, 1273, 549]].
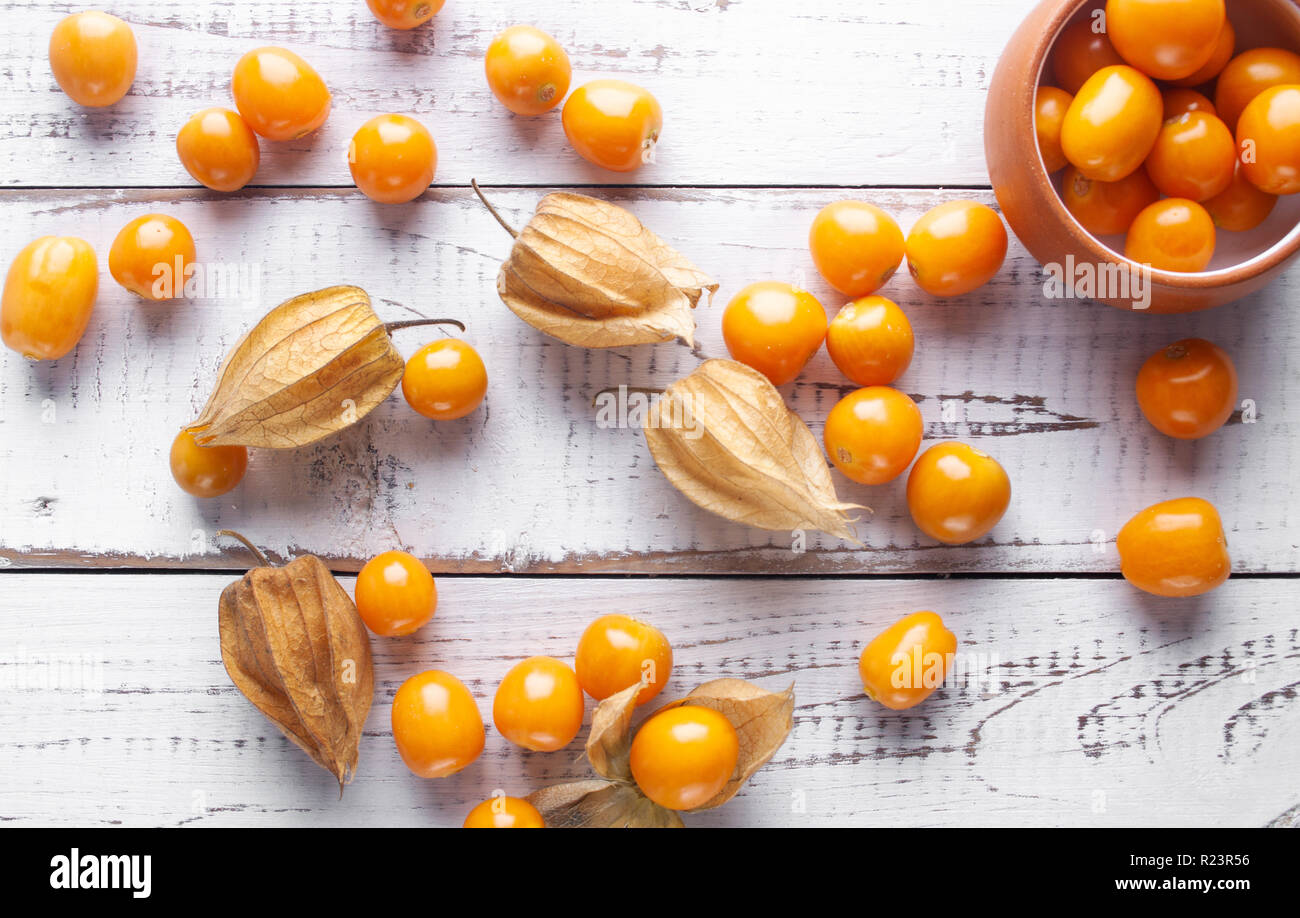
[[1026, 0, 1300, 290]]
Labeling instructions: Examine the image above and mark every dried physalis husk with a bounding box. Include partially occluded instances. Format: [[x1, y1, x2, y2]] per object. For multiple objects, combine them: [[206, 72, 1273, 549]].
[[528, 678, 794, 827], [643, 358, 864, 540], [473, 181, 718, 348], [187, 285, 459, 449], [217, 532, 375, 792]]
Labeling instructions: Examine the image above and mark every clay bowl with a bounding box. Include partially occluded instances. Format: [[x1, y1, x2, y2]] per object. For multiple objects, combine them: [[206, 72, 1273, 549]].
[[985, 0, 1300, 313]]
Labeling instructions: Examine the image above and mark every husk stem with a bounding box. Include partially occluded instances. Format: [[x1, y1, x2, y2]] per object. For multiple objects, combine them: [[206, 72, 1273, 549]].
[[217, 529, 271, 569], [470, 179, 519, 238], [383, 318, 466, 334]]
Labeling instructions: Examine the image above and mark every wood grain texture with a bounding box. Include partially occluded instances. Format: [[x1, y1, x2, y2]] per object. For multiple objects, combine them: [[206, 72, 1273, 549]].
[[0, 0, 1012, 187], [0, 573, 1295, 827], [1, 188, 1295, 574]]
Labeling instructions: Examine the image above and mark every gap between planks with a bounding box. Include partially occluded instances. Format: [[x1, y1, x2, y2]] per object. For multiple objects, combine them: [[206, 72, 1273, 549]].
[[1, 564, 1299, 582]]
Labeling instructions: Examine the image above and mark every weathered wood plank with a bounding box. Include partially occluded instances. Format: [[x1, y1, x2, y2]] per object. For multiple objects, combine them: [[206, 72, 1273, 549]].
[[0, 0, 1016, 187], [1, 187, 1296, 574], [1, 573, 1295, 827]]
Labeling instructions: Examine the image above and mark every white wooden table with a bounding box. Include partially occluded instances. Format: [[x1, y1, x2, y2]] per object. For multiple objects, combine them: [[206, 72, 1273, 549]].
[[1, 0, 1297, 827]]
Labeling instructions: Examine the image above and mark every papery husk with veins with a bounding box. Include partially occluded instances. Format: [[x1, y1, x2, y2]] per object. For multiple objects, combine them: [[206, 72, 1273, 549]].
[[473, 181, 718, 348], [185, 285, 461, 449], [642, 358, 864, 540], [217, 532, 374, 793], [528, 678, 794, 828]]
